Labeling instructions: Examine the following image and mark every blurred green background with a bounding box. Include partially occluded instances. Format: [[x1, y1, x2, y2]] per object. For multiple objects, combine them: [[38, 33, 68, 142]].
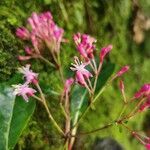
[[0, 0, 150, 149]]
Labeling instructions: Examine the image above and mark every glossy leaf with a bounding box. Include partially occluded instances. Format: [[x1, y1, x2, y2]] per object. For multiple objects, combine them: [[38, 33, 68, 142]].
[[0, 84, 35, 150]]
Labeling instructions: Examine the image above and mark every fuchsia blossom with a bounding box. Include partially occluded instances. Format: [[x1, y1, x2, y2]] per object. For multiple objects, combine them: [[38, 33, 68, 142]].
[[100, 45, 113, 63], [16, 27, 30, 40], [70, 57, 93, 86], [18, 64, 38, 84], [145, 144, 150, 150], [28, 12, 64, 53], [12, 84, 36, 102], [64, 78, 74, 95], [139, 97, 150, 112], [134, 84, 150, 99], [16, 11, 64, 56], [73, 33, 96, 60], [116, 65, 130, 77]]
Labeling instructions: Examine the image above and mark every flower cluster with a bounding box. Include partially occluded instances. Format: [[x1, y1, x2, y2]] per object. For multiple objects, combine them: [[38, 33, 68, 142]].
[[73, 33, 96, 61], [16, 11, 64, 61], [71, 33, 130, 93], [12, 65, 38, 102]]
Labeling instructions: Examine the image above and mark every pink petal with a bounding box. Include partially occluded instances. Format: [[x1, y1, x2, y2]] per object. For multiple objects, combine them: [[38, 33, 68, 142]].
[[100, 45, 113, 63], [116, 65, 130, 77]]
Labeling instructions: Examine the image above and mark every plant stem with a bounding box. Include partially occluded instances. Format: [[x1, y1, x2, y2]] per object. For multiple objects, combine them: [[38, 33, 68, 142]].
[[39, 55, 55, 68], [35, 83, 65, 136], [43, 101, 65, 136], [71, 123, 113, 137], [60, 103, 68, 119], [57, 52, 65, 83], [93, 63, 102, 92], [117, 104, 128, 120], [126, 97, 146, 118]]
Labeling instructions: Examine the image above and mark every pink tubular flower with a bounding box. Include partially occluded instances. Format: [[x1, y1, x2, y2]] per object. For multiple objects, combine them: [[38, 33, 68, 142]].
[[12, 83, 36, 102], [116, 65, 130, 77], [134, 84, 150, 99], [16, 27, 30, 40], [70, 57, 93, 86], [16, 11, 64, 55], [145, 144, 150, 150], [139, 97, 150, 112], [18, 64, 38, 84], [100, 45, 113, 63], [64, 78, 74, 95], [73, 33, 96, 60]]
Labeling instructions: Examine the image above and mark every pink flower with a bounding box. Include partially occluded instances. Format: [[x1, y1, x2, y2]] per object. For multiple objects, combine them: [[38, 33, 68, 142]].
[[116, 65, 130, 77], [18, 64, 38, 84], [100, 45, 113, 63], [64, 78, 74, 95], [135, 84, 150, 99], [73, 33, 96, 60], [12, 83, 36, 102], [139, 97, 150, 112], [16, 11, 64, 55], [16, 27, 30, 40], [145, 144, 150, 150], [70, 57, 92, 86], [28, 12, 64, 53]]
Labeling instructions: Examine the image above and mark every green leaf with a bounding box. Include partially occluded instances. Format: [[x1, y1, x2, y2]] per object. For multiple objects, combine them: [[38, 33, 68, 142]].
[[95, 62, 115, 93], [0, 84, 36, 150], [71, 62, 115, 125], [71, 85, 88, 125]]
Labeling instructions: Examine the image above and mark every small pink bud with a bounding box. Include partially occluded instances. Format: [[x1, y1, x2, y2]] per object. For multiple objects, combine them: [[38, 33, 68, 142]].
[[73, 33, 81, 45], [42, 11, 53, 20], [116, 65, 130, 77], [16, 27, 30, 40], [28, 18, 36, 30], [64, 78, 74, 95], [139, 97, 150, 112], [25, 47, 32, 55], [145, 144, 150, 150], [32, 12, 40, 26], [73, 33, 96, 60], [134, 84, 150, 99], [18, 56, 32, 61], [100, 45, 113, 63], [119, 80, 124, 91]]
